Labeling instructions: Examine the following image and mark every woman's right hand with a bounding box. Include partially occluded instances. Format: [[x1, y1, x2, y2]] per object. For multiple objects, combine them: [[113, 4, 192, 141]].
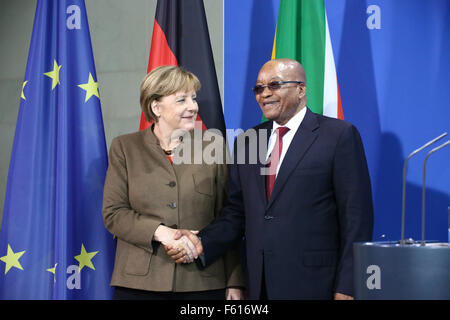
[[154, 225, 198, 263], [164, 230, 202, 264]]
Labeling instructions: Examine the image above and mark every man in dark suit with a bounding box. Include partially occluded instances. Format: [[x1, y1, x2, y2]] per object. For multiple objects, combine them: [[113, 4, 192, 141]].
[[166, 58, 373, 300]]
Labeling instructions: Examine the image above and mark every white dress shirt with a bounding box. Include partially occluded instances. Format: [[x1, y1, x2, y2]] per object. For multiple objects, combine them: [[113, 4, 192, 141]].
[[265, 107, 307, 176]]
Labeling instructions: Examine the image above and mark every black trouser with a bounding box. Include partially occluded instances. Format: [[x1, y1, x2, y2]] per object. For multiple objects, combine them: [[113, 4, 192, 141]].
[[113, 286, 226, 300]]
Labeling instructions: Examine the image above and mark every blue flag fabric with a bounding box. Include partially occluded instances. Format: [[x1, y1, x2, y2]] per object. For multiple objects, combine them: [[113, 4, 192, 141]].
[[0, 0, 115, 299]]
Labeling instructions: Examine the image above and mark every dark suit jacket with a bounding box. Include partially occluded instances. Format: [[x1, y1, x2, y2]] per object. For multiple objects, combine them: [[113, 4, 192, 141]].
[[198, 108, 373, 299], [102, 128, 244, 292]]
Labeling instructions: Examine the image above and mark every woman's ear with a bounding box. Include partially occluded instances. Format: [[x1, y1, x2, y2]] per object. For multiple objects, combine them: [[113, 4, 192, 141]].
[[151, 101, 160, 118]]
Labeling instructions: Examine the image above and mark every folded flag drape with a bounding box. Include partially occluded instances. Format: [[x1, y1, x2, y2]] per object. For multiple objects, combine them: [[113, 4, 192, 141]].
[[0, 0, 115, 299], [139, 0, 226, 138]]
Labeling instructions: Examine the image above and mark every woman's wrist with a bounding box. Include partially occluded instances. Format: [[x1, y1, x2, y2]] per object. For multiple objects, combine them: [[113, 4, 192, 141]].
[[154, 225, 170, 242]]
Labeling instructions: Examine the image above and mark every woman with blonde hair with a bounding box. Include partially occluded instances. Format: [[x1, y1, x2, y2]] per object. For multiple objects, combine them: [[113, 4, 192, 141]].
[[102, 65, 244, 300]]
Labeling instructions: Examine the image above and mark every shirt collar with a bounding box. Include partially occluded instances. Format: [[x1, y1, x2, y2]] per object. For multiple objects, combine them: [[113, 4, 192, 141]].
[[272, 106, 307, 135]]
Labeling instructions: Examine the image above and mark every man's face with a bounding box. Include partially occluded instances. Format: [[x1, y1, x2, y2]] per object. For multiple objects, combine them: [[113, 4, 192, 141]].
[[255, 61, 305, 125]]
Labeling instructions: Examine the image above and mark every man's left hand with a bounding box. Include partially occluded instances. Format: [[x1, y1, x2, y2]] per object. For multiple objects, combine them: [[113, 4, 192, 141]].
[[226, 288, 245, 300], [334, 292, 354, 300]]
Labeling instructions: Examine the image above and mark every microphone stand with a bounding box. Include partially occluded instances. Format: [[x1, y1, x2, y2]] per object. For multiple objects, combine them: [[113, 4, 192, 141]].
[[399, 132, 447, 245], [421, 140, 450, 246]]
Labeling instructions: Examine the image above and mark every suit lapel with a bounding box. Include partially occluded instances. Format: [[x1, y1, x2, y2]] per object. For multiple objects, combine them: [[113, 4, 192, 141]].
[[267, 108, 320, 210], [251, 122, 272, 206]]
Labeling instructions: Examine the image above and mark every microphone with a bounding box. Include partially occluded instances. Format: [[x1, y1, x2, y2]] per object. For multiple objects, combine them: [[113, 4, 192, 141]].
[[420, 140, 450, 246], [399, 132, 447, 245]]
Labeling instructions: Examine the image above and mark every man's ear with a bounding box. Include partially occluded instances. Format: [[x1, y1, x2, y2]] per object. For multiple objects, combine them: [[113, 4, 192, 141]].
[[298, 83, 306, 99]]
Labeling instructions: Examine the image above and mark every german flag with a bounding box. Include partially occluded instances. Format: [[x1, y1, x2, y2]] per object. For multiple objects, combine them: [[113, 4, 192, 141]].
[[139, 0, 226, 138]]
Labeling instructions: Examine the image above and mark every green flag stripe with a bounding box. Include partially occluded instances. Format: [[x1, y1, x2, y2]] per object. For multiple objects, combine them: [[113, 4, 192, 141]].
[[274, 0, 326, 115]]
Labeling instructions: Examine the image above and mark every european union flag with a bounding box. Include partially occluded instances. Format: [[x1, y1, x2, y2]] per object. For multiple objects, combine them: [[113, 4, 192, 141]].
[[0, 0, 115, 299]]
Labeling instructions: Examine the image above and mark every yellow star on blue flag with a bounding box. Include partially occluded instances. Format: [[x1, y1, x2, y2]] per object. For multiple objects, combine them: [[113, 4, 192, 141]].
[[74, 244, 98, 271], [46, 263, 57, 283], [78, 73, 99, 102], [21, 81, 28, 100], [44, 60, 62, 90], [0, 244, 25, 275]]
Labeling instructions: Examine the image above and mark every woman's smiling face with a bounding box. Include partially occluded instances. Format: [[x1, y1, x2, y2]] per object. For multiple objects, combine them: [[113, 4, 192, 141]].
[[153, 90, 199, 133]]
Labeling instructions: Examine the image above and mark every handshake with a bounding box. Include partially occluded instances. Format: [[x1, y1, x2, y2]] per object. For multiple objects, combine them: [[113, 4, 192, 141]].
[[154, 225, 203, 263]]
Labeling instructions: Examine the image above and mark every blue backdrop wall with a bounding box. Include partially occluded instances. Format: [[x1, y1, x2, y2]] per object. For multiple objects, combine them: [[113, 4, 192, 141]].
[[224, 0, 450, 242]]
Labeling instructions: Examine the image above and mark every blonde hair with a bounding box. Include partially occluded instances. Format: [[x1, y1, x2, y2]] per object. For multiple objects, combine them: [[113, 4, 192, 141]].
[[140, 65, 201, 122]]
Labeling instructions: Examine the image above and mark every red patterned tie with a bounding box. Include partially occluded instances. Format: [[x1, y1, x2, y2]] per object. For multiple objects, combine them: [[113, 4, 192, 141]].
[[266, 126, 290, 201]]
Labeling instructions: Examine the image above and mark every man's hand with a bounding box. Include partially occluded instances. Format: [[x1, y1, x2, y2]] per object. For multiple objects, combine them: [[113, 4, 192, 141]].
[[154, 226, 199, 263], [165, 236, 198, 263], [226, 288, 245, 300], [334, 292, 354, 300], [164, 229, 203, 264]]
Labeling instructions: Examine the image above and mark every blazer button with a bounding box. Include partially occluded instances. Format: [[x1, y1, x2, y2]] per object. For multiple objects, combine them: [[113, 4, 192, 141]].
[[264, 215, 274, 220], [168, 202, 177, 209], [168, 181, 176, 188]]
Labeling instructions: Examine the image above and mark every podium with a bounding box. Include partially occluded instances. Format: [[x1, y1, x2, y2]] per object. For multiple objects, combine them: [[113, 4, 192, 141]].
[[353, 242, 450, 299], [354, 133, 450, 299]]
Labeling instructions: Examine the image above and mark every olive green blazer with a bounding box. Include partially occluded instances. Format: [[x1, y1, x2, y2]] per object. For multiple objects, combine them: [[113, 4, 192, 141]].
[[102, 128, 245, 292]]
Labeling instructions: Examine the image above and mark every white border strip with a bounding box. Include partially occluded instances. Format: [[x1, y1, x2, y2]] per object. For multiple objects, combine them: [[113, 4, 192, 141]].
[[322, 11, 338, 118]]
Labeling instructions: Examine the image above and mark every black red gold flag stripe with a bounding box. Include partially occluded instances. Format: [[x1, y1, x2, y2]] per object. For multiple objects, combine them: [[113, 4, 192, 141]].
[[140, 0, 226, 138]]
